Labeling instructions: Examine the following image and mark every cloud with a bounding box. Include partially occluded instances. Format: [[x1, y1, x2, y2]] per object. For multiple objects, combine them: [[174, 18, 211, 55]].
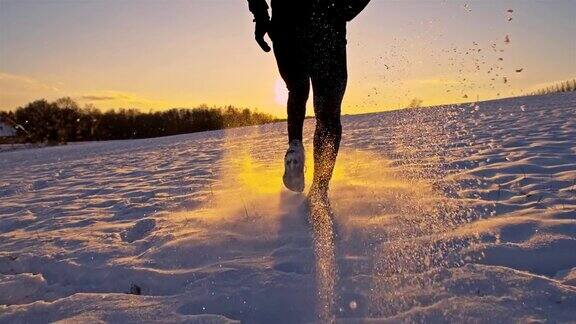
[[0, 72, 62, 93], [78, 91, 172, 109], [0, 72, 65, 110], [80, 95, 130, 101], [0, 72, 175, 111]]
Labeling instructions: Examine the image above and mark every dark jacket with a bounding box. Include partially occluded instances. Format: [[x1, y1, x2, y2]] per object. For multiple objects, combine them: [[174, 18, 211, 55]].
[[247, 0, 370, 25]]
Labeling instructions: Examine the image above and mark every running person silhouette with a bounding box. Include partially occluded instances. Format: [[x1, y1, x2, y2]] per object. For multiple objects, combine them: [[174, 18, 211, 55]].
[[247, 0, 370, 200]]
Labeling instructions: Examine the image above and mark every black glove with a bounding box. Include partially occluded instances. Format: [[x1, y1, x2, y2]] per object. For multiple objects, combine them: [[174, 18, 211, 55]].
[[254, 19, 271, 52]]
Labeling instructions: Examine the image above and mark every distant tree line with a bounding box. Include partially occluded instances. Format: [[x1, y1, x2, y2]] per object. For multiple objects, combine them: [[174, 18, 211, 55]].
[[0, 97, 278, 144], [529, 79, 576, 96]]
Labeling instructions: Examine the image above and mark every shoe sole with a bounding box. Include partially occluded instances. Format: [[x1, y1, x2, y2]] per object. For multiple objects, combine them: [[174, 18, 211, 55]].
[[283, 165, 305, 192]]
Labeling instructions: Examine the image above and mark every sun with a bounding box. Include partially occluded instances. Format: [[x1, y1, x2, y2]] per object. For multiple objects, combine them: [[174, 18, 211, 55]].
[[274, 78, 289, 106]]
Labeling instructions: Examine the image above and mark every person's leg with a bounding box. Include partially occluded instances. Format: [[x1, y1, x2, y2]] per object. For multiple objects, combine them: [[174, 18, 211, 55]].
[[273, 34, 311, 192], [272, 37, 310, 143], [310, 43, 347, 194]]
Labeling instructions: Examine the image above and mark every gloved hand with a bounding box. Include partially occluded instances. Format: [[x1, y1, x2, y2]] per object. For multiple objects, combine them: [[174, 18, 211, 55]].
[[254, 19, 271, 52]]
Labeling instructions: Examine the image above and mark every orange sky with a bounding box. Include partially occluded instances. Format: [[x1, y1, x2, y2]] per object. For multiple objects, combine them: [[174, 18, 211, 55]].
[[1, 0, 575, 117]]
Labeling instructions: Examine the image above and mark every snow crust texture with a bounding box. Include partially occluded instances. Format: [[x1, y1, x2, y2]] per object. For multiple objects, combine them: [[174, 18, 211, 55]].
[[1, 93, 575, 323]]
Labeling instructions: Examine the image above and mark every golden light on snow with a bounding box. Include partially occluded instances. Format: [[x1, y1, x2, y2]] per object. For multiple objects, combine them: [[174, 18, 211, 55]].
[[236, 152, 283, 195], [165, 123, 461, 320], [274, 78, 289, 106]]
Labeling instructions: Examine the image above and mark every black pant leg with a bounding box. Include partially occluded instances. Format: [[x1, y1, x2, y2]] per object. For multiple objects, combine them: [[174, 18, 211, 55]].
[[273, 35, 311, 143], [310, 42, 348, 191]]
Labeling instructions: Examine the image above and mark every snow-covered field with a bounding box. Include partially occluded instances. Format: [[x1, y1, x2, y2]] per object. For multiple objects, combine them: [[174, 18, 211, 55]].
[[1, 92, 575, 323]]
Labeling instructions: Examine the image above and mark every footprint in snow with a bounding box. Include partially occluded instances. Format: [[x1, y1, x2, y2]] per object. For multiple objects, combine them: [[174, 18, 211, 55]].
[[121, 218, 156, 243]]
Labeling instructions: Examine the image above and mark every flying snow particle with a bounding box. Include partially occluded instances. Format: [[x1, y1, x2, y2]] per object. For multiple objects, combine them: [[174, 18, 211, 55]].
[[506, 9, 514, 21], [349, 300, 358, 310]]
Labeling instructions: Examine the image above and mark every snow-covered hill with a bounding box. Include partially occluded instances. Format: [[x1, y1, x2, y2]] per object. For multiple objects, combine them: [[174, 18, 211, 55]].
[[1, 93, 575, 323]]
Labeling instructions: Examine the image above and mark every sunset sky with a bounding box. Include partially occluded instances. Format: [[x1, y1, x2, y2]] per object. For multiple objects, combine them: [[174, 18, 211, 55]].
[[1, 0, 575, 116]]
